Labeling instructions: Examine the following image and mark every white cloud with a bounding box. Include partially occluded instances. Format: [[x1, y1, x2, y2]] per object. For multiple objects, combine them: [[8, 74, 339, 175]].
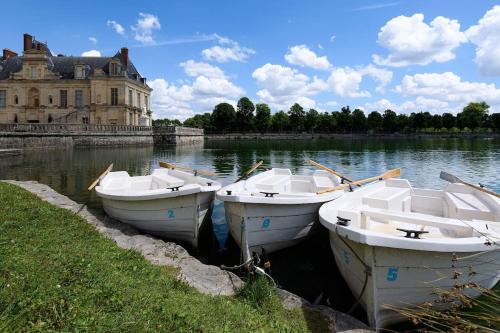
[[330, 35, 336, 42], [132, 13, 161, 44], [359, 64, 393, 93], [285, 45, 332, 70], [466, 5, 500, 76], [328, 67, 370, 98], [88, 37, 98, 44], [252, 63, 327, 110], [107, 20, 125, 35], [395, 72, 500, 107], [360, 97, 452, 114], [201, 35, 255, 63], [81, 50, 101, 57], [180, 60, 226, 79], [373, 13, 467, 67], [150, 66, 244, 120]]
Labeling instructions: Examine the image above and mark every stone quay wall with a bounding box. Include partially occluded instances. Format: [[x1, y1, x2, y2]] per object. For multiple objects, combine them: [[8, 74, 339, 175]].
[[153, 125, 204, 145]]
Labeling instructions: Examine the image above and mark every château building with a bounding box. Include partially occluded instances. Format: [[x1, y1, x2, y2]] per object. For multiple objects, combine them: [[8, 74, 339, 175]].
[[0, 33, 152, 125]]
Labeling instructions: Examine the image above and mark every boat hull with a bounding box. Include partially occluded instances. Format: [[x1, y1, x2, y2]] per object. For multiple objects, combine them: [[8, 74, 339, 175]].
[[102, 191, 214, 247], [224, 201, 322, 254], [329, 232, 500, 329]]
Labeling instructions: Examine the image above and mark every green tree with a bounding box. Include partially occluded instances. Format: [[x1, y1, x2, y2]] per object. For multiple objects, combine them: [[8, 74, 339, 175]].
[[212, 103, 236, 132], [382, 109, 398, 132], [317, 112, 334, 132], [367, 111, 382, 132], [397, 114, 409, 132], [152, 118, 182, 126], [183, 113, 212, 130], [442, 113, 456, 129], [288, 103, 306, 132], [337, 106, 353, 132], [351, 109, 367, 132], [236, 97, 255, 132], [490, 113, 500, 132], [254, 103, 271, 133], [305, 108, 319, 132], [271, 111, 289, 132], [457, 101, 489, 129], [431, 114, 443, 129]]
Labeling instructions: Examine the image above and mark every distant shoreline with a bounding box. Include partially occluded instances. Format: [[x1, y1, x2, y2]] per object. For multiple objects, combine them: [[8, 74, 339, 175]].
[[205, 132, 500, 140]]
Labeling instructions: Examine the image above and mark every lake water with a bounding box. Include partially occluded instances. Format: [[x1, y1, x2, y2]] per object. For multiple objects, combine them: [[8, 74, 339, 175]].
[[1, 138, 499, 326]]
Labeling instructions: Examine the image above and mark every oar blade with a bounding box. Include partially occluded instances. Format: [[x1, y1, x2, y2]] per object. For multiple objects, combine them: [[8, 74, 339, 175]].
[[440, 171, 461, 184], [383, 168, 401, 179]]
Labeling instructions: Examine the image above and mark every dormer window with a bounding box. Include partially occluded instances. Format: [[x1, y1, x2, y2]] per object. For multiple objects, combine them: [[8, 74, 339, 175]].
[[30, 67, 37, 79], [110, 62, 120, 76], [75, 65, 85, 79]]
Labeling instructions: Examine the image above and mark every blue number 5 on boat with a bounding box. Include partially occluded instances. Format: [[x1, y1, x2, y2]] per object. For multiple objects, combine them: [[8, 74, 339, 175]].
[[387, 267, 398, 281], [262, 218, 270, 229]]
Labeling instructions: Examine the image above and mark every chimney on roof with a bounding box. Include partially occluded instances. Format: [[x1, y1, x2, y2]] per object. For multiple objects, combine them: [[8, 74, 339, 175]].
[[121, 47, 128, 67], [2, 48, 18, 60], [23, 33, 33, 51]]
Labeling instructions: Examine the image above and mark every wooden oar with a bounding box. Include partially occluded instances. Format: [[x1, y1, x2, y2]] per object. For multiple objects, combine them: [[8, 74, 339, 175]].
[[235, 160, 263, 183], [159, 161, 217, 177], [317, 168, 401, 194], [308, 160, 355, 183], [87, 164, 113, 191], [440, 171, 500, 199]]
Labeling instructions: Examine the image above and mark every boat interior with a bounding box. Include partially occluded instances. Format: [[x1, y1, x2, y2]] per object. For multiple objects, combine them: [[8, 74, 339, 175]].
[[226, 168, 341, 197], [98, 168, 217, 193], [333, 179, 500, 239]]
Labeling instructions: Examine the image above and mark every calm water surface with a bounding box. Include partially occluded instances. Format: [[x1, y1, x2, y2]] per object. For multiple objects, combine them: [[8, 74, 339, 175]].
[[1, 138, 499, 327]]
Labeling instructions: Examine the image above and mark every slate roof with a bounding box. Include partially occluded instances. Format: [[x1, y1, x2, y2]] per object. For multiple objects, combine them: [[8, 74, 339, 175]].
[[0, 40, 148, 87]]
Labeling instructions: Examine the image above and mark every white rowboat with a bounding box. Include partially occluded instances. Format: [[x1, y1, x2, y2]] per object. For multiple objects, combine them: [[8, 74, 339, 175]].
[[217, 168, 343, 259], [95, 168, 221, 247], [319, 177, 500, 329]]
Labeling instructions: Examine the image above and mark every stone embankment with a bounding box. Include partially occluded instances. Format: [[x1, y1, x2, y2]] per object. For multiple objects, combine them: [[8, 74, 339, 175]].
[[3, 180, 371, 333]]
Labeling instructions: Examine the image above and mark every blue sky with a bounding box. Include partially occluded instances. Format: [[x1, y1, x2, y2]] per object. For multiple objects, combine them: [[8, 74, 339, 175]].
[[2, 0, 500, 119]]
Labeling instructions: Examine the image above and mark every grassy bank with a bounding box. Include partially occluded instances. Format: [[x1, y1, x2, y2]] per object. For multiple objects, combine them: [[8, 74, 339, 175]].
[[0, 182, 327, 332]]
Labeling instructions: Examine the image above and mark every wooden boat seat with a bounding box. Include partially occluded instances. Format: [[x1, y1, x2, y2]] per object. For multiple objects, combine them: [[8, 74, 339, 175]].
[[445, 191, 495, 221], [152, 174, 185, 189], [362, 187, 410, 210]]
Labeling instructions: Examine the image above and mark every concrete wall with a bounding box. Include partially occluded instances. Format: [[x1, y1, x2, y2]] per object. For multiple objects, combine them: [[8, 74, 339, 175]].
[[153, 126, 204, 145], [0, 134, 153, 148]]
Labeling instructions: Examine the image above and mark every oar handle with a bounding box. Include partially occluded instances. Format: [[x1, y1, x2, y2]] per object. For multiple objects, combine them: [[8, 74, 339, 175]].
[[441, 171, 500, 199], [235, 160, 263, 183], [461, 181, 500, 199], [88, 163, 113, 191], [317, 168, 401, 194], [308, 160, 354, 183], [159, 162, 217, 177]]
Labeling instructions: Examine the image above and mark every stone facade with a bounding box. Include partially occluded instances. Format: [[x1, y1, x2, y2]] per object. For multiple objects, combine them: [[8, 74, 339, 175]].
[[0, 34, 152, 126]]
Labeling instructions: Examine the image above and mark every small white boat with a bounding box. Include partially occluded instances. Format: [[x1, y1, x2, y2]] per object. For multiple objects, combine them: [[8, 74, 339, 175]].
[[217, 168, 343, 258], [95, 168, 221, 247], [319, 177, 500, 329]]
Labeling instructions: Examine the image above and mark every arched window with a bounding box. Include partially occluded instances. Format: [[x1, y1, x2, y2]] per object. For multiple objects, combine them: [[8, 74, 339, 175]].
[[14, 114, 18, 123], [49, 95, 53, 104], [28, 88, 40, 107], [14, 95, 18, 104], [48, 114, 53, 123]]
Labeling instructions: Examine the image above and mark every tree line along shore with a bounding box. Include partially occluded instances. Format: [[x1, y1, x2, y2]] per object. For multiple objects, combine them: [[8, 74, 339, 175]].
[[154, 98, 500, 135]]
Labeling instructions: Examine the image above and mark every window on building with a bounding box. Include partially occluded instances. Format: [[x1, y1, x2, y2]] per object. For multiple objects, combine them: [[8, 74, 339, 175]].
[[96, 117, 101, 124], [0, 90, 6, 108], [145, 96, 148, 110], [49, 95, 53, 104], [75, 90, 83, 108], [128, 89, 133, 106], [30, 67, 37, 79], [111, 88, 118, 106], [129, 112, 133, 125], [110, 63, 119, 76], [137, 92, 141, 108], [48, 114, 53, 123], [60, 90, 67, 108], [82, 117, 89, 124], [75, 66, 85, 79], [14, 95, 18, 105]]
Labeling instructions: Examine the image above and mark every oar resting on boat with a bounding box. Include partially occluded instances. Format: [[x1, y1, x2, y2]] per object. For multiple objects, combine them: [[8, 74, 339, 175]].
[[317, 168, 401, 194], [308, 159, 355, 184], [440, 171, 500, 199], [159, 161, 217, 177]]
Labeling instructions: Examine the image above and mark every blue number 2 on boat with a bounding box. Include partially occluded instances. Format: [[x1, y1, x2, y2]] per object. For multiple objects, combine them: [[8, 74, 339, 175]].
[[387, 267, 398, 281], [262, 218, 270, 229], [167, 209, 175, 219]]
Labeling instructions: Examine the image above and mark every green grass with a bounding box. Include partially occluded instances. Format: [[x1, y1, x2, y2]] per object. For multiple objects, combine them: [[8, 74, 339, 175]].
[[0, 182, 327, 332]]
